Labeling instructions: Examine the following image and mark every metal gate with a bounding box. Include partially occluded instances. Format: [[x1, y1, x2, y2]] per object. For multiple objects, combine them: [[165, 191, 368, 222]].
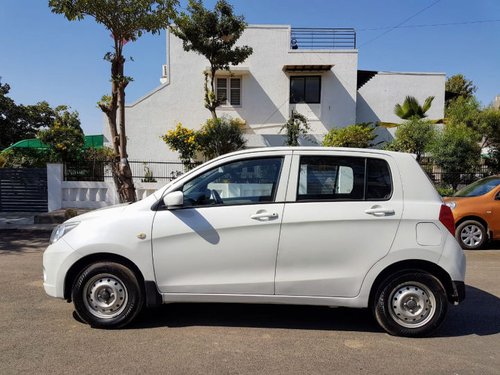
[[0, 168, 48, 212]]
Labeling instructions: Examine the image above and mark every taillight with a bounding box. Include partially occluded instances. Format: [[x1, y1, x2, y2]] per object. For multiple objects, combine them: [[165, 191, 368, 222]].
[[439, 204, 455, 235]]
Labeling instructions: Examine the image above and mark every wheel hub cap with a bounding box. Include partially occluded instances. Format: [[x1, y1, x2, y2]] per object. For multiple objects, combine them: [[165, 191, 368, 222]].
[[389, 282, 436, 328], [83, 274, 128, 319], [460, 225, 482, 247]]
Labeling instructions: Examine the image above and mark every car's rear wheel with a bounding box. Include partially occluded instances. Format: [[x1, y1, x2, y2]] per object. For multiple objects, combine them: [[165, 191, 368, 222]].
[[72, 262, 144, 328], [456, 220, 487, 250], [373, 272, 448, 337]]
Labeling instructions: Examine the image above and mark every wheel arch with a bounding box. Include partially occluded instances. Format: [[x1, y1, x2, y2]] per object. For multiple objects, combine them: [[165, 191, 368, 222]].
[[368, 259, 455, 307], [64, 253, 161, 307]]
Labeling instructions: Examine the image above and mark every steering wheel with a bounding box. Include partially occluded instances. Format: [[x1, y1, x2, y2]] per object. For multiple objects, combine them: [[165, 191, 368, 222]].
[[210, 189, 223, 204]]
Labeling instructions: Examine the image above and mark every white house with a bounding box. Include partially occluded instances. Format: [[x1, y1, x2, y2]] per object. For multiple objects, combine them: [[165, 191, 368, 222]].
[[106, 25, 445, 162]]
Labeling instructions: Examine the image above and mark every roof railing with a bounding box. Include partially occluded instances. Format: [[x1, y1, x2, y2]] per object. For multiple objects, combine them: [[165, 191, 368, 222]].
[[290, 27, 356, 50]]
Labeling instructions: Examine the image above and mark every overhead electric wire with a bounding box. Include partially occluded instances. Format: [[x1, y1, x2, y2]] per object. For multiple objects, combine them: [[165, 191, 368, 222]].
[[360, 0, 442, 47], [358, 19, 500, 31]]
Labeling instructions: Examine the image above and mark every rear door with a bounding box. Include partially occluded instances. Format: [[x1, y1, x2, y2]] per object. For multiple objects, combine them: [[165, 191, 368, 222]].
[[275, 151, 403, 297]]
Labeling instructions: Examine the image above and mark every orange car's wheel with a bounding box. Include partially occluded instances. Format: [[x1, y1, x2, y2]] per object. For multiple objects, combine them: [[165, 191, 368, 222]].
[[456, 220, 487, 250]]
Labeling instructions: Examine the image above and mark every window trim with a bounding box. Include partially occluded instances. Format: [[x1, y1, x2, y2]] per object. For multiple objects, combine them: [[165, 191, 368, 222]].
[[216, 76, 242, 107], [289, 75, 322, 104], [295, 155, 393, 202]]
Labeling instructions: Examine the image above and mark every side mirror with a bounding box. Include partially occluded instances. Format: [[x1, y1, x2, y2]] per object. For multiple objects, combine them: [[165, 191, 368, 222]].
[[163, 191, 184, 209]]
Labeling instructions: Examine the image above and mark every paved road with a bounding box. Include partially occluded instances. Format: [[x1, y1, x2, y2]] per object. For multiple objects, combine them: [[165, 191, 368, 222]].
[[0, 230, 499, 375]]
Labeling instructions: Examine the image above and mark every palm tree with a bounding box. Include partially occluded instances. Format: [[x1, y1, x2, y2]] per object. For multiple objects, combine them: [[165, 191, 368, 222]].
[[394, 96, 434, 120], [380, 96, 442, 128]]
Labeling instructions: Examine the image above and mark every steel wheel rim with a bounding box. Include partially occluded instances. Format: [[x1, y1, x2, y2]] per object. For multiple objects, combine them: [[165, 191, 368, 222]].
[[83, 273, 128, 319], [388, 281, 436, 329], [460, 224, 483, 247]]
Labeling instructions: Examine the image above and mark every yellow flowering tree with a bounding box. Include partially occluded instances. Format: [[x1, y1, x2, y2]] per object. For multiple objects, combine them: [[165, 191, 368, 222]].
[[162, 123, 198, 169]]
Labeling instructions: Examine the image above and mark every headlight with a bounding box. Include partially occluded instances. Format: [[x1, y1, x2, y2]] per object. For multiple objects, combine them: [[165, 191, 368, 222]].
[[49, 222, 80, 244], [445, 201, 456, 210]]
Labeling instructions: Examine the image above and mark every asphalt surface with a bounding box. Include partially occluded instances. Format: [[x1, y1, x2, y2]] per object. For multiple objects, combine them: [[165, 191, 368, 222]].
[[0, 230, 499, 375]]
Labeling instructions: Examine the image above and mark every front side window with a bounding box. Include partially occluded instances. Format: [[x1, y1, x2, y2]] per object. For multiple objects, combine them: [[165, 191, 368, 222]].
[[216, 77, 241, 106], [297, 156, 392, 201], [290, 76, 321, 104], [182, 157, 283, 207]]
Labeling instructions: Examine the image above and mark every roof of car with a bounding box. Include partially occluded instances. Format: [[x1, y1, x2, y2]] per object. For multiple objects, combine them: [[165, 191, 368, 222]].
[[219, 146, 410, 158]]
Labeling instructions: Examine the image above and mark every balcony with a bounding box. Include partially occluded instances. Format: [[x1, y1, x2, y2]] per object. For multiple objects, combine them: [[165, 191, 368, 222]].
[[290, 28, 356, 50]]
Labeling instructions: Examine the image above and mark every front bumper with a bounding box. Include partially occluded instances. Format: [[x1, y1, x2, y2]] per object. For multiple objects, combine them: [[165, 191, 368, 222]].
[[43, 238, 80, 299], [450, 280, 466, 304]]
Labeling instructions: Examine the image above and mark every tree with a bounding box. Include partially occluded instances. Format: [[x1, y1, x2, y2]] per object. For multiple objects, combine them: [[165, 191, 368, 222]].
[[196, 117, 246, 159], [394, 96, 435, 120], [0, 79, 56, 149], [280, 110, 311, 146], [172, 0, 253, 119], [49, 0, 178, 203], [445, 74, 477, 104], [322, 123, 376, 149], [429, 124, 481, 190], [37, 105, 84, 162], [385, 119, 436, 162]]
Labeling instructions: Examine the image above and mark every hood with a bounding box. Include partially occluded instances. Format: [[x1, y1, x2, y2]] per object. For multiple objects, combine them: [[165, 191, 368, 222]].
[[65, 203, 131, 223]]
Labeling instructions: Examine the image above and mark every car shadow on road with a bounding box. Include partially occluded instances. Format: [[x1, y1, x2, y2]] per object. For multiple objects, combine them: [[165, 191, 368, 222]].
[[125, 285, 499, 337]]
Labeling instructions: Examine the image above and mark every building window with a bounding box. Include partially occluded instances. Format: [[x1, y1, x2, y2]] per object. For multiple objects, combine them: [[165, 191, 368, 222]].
[[290, 76, 321, 104], [216, 77, 241, 106]]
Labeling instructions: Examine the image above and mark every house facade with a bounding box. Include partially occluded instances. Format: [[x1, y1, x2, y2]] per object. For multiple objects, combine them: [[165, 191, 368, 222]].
[[106, 25, 445, 161]]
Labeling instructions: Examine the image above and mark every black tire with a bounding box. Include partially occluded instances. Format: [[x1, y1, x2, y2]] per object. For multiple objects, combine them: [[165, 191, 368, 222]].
[[71, 262, 144, 329], [373, 272, 448, 337], [455, 220, 487, 250]]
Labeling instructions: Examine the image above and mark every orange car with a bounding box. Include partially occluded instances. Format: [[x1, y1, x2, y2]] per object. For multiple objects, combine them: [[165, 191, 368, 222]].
[[443, 176, 500, 249]]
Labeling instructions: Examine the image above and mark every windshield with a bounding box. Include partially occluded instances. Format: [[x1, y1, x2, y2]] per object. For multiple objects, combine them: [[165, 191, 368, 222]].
[[454, 176, 500, 197]]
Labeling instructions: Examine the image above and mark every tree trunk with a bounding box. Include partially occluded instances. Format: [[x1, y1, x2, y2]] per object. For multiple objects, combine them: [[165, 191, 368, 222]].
[[116, 55, 136, 203], [99, 46, 136, 203], [209, 68, 218, 120]]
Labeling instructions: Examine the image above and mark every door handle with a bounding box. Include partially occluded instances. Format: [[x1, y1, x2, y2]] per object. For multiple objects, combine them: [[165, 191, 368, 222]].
[[364, 207, 395, 216], [250, 212, 278, 220]]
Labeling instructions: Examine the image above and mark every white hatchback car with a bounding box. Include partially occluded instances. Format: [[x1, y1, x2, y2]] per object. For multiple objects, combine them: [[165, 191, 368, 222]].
[[43, 147, 465, 337]]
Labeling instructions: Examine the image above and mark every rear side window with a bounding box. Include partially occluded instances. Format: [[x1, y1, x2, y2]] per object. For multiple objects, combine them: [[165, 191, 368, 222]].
[[366, 158, 392, 200], [297, 156, 392, 201]]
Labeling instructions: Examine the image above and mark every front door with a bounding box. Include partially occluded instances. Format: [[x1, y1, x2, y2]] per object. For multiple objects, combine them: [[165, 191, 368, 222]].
[[152, 155, 289, 295], [275, 153, 403, 297]]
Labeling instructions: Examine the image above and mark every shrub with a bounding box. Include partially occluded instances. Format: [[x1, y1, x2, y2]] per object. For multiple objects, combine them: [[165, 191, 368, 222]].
[[197, 117, 246, 160], [322, 123, 376, 148], [280, 110, 311, 146], [385, 119, 436, 162], [161, 123, 198, 168], [429, 124, 481, 190]]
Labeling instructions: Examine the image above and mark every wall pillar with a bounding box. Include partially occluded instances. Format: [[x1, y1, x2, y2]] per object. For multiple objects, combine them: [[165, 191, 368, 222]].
[[47, 163, 63, 212]]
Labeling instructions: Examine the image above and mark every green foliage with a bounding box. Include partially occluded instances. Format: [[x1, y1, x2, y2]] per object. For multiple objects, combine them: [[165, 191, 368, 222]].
[[394, 96, 435, 120], [0, 148, 52, 168], [0, 79, 57, 149], [197, 117, 246, 159], [384, 119, 436, 162], [161, 123, 198, 168], [322, 123, 376, 148], [37, 106, 84, 162], [64, 208, 79, 220], [83, 146, 116, 162], [435, 186, 455, 197], [141, 163, 157, 183], [172, 0, 252, 118], [445, 74, 477, 103], [280, 110, 311, 146], [48, 0, 178, 42], [445, 96, 481, 128], [429, 124, 481, 189]]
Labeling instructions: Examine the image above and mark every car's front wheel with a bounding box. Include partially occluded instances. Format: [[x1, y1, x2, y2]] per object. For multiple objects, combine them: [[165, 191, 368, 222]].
[[456, 220, 487, 250], [72, 262, 144, 328], [373, 272, 448, 337]]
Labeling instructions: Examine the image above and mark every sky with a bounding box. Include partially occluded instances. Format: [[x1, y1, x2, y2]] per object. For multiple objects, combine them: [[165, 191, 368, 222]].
[[1, 0, 499, 135]]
